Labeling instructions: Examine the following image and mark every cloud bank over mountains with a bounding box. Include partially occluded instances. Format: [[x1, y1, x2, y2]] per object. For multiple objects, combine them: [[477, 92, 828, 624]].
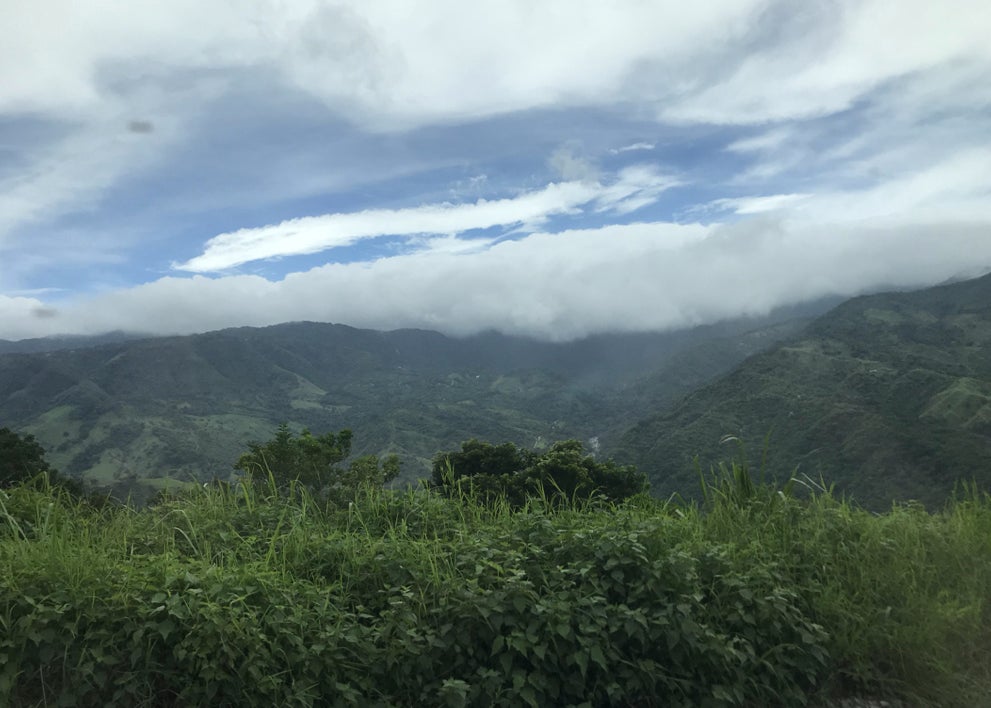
[[5, 220, 989, 342], [1, 0, 989, 341]]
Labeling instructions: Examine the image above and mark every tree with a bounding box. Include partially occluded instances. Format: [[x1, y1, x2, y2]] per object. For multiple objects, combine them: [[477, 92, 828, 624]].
[[431, 438, 647, 507], [0, 427, 91, 499], [1, 427, 55, 487], [234, 424, 399, 503]]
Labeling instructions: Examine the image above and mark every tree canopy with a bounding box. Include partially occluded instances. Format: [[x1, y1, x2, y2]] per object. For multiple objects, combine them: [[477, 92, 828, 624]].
[[0, 426, 94, 501], [0, 427, 53, 488], [234, 423, 399, 504], [431, 438, 648, 506]]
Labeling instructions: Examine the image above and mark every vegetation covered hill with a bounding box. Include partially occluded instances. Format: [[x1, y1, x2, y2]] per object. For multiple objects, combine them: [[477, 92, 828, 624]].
[[0, 330, 141, 355], [0, 310, 817, 499], [616, 274, 991, 509]]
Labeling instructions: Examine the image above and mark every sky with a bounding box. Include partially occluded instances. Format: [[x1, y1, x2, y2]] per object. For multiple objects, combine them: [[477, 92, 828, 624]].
[[1, 0, 990, 342]]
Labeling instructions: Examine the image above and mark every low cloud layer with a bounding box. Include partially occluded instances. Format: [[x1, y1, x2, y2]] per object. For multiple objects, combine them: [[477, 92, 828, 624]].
[[5, 219, 989, 342]]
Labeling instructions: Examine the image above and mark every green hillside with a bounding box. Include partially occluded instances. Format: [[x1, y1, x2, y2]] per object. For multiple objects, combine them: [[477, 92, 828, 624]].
[[616, 274, 991, 509], [0, 312, 814, 500]]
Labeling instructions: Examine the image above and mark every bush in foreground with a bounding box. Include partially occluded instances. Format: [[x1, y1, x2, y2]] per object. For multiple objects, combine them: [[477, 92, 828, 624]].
[[1, 469, 989, 706]]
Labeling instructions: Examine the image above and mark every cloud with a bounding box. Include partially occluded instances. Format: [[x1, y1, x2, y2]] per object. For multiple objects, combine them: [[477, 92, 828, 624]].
[[783, 148, 991, 224], [175, 183, 597, 272], [710, 194, 811, 215], [4, 1, 988, 133], [0, 1, 762, 129], [0, 120, 159, 242], [725, 129, 794, 155], [175, 166, 678, 272], [7, 218, 991, 342], [0, 0, 266, 116], [2, 0, 989, 347], [611, 142, 655, 154], [0, 77, 211, 290], [700, 145, 991, 230], [662, 0, 991, 125], [592, 167, 681, 215], [548, 146, 599, 182], [272, 0, 768, 129], [0, 295, 54, 339]]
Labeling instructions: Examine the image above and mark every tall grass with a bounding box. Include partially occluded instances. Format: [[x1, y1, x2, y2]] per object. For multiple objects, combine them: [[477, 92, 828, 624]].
[[1, 466, 989, 706]]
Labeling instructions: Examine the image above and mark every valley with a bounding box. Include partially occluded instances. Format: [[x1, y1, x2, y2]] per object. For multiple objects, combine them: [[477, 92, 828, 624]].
[[2, 275, 990, 510]]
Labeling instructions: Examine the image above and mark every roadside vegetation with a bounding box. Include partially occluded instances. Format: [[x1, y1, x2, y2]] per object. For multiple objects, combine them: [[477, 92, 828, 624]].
[[1, 428, 990, 705]]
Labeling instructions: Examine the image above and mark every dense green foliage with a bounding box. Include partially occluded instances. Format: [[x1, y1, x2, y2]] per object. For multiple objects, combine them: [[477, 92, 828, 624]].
[[2, 467, 990, 706], [0, 426, 94, 502], [619, 273, 991, 508], [233, 423, 399, 504], [431, 438, 648, 506], [0, 426, 52, 487]]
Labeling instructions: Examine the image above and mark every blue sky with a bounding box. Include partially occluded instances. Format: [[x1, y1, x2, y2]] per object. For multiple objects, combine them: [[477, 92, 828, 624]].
[[2, 0, 990, 341]]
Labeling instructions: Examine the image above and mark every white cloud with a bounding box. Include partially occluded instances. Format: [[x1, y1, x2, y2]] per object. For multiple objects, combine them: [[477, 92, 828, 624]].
[[701, 147, 991, 232], [725, 129, 794, 155], [0, 1, 761, 128], [710, 193, 811, 216], [6, 218, 991, 342], [0, 0, 269, 116], [175, 183, 595, 272], [0, 294, 57, 339], [175, 166, 678, 272], [593, 166, 681, 215], [663, 0, 991, 125], [2, 0, 989, 345], [548, 147, 599, 182], [780, 149, 991, 224], [611, 142, 656, 154], [3, 1, 988, 132], [273, 0, 766, 129]]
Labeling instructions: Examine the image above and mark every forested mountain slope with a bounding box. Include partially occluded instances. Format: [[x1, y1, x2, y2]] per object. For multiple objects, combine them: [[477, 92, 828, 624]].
[[615, 274, 991, 508], [0, 309, 818, 499]]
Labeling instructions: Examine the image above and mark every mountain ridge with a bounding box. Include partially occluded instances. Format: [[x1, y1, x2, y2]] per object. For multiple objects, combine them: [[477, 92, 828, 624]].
[[614, 273, 991, 509], [0, 308, 824, 501], [8, 274, 988, 509]]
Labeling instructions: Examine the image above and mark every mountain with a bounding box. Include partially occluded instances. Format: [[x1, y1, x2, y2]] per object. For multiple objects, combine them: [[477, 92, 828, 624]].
[[0, 331, 144, 355], [0, 309, 820, 501], [615, 274, 991, 509]]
